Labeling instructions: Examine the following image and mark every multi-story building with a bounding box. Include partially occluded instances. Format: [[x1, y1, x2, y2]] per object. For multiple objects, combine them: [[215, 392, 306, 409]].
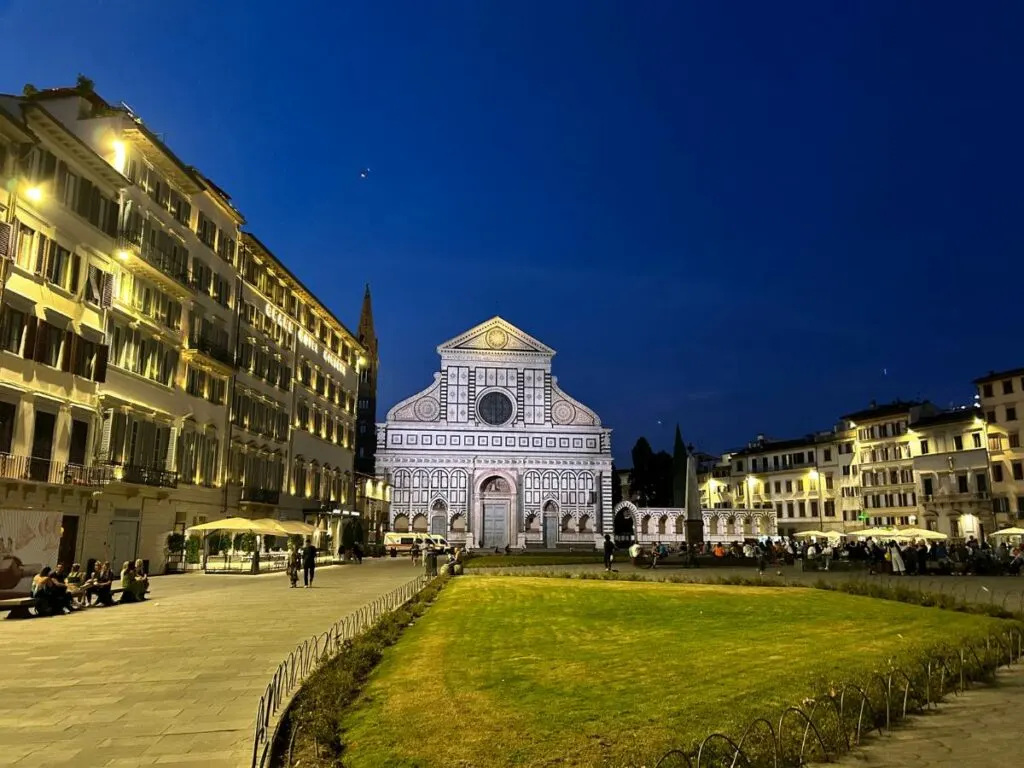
[[841, 401, 934, 531], [236, 232, 364, 533], [0, 80, 372, 588], [907, 409, 992, 539], [727, 430, 854, 538], [975, 368, 1024, 522]]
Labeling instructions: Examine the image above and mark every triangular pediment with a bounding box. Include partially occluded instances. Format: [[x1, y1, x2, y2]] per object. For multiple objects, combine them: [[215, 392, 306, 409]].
[[437, 317, 555, 356]]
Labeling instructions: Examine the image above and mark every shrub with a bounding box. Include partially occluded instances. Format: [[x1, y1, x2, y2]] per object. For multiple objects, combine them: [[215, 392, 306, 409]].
[[276, 577, 448, 765]]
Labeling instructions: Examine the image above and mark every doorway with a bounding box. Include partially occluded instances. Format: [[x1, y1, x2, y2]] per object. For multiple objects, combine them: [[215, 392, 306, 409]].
[[30, 410, 55, 482], [613, 508, 635, 546], [69, 419, 89, 466], [482, 501, 509, 549], [58, 515, 79, 567], [430, 500, 447, 536], [110, 518, 139, 567], [543, 501, 558, 549]]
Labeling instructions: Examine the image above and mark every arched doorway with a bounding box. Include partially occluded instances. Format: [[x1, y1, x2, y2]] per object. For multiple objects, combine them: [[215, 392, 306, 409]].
[[479, 475, 512, 550], [613, 501, 637, 545], [543, 500, 559, 549], [430, 499, 447, 536]]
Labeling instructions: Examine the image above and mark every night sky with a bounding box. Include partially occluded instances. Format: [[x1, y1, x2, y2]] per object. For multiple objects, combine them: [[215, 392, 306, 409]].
[[2, 1, 1022, 464]]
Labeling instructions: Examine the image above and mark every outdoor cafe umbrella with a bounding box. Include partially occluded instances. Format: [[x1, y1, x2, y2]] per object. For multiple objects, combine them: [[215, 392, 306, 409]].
[[990, 527, 1024, 537], [854, 526, 901, 539], [893, 527, 947, 541], [187, 517, 267, 533], [792, 530, 842, 539], [274, 520, 316, 536]]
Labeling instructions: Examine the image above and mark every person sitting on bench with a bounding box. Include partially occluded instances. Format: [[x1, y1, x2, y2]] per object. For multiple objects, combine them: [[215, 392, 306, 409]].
[[30, 567, 66, 615], [65, 563, 93, 609], [49, 564, 73, 613], [89, 562, 115, 606], [119, 561, 145, 603], [133, 559, 150, 599]]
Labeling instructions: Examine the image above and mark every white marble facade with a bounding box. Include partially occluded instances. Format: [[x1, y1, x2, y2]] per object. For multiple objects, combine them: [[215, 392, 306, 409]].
[[376, 318, 613, 550]]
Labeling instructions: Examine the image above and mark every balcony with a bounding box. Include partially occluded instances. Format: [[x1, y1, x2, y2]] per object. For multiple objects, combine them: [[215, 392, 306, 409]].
[[105, 462, 178, 489], [118, 232, 192, 289], [922, 492, 990, 506], [240, 487, 281, 505], [0, 454, 112, 486], [188, 333, 235, 368]]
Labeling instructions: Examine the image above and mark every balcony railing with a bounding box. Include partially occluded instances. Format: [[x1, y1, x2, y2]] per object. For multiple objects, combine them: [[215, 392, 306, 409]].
[[119, 232, 191, 286], [0, 454, 112, 486], [922, 492, 990, 504], [105, 462, 178, 489], [189, 333, 234, 366], [240, 487, 281, 505]]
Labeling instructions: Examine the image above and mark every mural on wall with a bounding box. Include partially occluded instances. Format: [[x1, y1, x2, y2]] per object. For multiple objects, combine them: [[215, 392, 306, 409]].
[[0, 510, 62, 599]]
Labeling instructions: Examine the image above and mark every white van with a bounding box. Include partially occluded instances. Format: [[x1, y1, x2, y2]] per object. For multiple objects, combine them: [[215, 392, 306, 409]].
[[383, 532, 452, 554]]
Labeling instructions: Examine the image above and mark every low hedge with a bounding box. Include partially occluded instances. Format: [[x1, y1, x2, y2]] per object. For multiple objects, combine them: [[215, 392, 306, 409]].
[[272, 576, 448, 767]]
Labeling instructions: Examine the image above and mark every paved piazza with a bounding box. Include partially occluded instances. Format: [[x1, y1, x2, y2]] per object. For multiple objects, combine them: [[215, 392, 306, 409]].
[[0, 560, 421, 768]]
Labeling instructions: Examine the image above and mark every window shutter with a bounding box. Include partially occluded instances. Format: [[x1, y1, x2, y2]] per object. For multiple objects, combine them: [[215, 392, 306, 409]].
[[89, 187, 101, 227], [22, 316, 37, 359], [54, 161, 67, 202], [0, 221, 11, 260], [75, 178, 93, 219], [100, 272, 114, 308], [98, 411, 113, 460], [69, 253, 81, 295], [61, 330, 75, 373], [104, 200, 119, 237], [94, 344, 108, 383], [35, 235, 49, 276], [33, 320, 49, 363]]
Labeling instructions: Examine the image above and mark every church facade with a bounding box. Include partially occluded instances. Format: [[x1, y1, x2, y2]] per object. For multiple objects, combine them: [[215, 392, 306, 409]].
[[375, 318, 613, 550]]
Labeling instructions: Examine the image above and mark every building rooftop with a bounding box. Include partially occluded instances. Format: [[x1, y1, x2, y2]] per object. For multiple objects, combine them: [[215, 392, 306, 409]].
[[909, 409, 982, 430], [841, 400, 924, 423], [973, 367, 1024, 385], [731, 435, 818, 458]]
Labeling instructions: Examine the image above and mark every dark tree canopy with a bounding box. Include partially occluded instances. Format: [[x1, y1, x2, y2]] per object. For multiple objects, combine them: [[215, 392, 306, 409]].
[[611, 464, 623, 506], [629, 438, 657, 506]]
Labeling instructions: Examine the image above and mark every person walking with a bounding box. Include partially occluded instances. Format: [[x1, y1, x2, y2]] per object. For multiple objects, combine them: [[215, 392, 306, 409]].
[[301, 537, 317, 588], [888, 540, 906, 575], [603, 534, 615, 571], [286, 545, 299, 588]]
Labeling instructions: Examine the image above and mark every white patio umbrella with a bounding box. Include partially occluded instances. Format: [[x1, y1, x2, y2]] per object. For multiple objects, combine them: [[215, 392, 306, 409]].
[[793, 530, 843, 539], [893, 527, 947, 541], [990, 527, 1024, 537], [853, 526, 901, 539]]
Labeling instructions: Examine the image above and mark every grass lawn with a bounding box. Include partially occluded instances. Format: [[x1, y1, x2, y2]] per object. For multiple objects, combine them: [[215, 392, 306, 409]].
[[339, 577, 1007, 767], [463, 553, 605, 569]]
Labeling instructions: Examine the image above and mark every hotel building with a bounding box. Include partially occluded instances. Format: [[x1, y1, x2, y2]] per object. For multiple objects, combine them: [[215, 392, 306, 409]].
[[975, 369, 1024, 522], [0, 80, 371, 581]]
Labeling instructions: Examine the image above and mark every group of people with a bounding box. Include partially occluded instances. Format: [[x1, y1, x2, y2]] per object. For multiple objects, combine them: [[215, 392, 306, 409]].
[[29, 559, 149, 615]]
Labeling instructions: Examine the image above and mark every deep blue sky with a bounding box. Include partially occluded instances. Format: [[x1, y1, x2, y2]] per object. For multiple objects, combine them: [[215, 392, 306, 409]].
[[3, 1, 1022, 464]]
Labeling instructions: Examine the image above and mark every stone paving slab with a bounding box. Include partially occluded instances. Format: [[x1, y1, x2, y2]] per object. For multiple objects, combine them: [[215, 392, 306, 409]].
[[0, 559, 423, 767], [819, 663, 1024, 768]]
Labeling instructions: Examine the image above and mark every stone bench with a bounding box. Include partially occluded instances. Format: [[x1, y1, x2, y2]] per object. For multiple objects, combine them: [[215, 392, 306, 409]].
[[0, 587, 127, 619]]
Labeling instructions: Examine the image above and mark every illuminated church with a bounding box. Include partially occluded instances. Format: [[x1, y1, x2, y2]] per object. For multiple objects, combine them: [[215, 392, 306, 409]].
[[375, 318, 613, 550]]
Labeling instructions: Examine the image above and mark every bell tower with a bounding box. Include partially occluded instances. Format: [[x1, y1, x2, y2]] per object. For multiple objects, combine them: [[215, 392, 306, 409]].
[[355, 284, 378, 475]]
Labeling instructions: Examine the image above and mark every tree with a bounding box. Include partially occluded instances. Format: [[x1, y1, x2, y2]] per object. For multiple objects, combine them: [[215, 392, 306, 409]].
[[651, 451, 674, 506], [611, 464, 623, 506], [672, 425, 689, 507], [629, 438, 657, 506]]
